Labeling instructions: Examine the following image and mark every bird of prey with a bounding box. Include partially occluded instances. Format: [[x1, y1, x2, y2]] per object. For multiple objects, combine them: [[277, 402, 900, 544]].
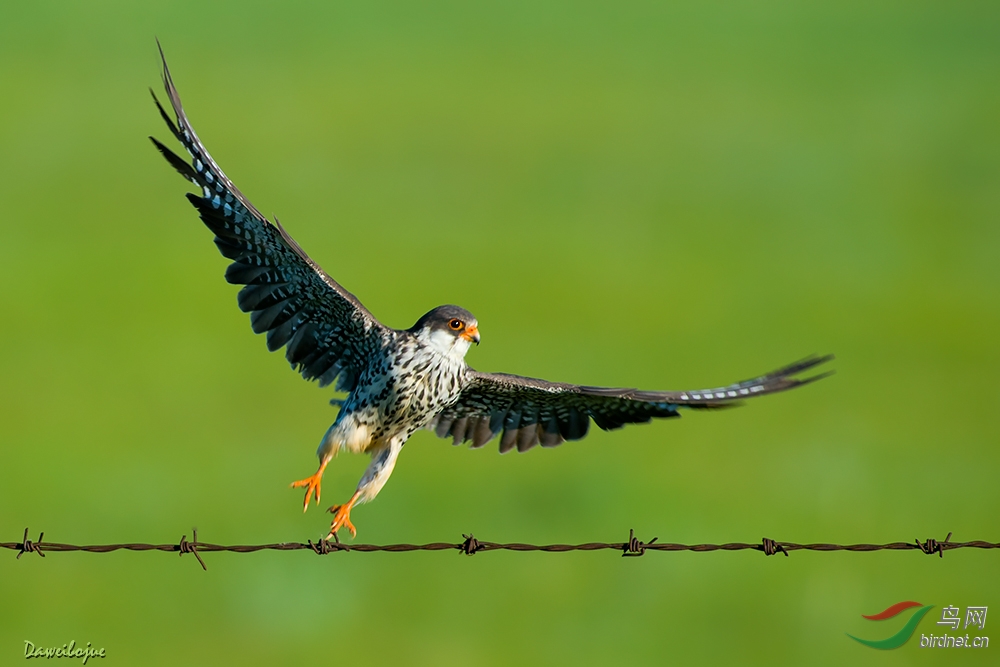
[[150, 49, 832, 539]]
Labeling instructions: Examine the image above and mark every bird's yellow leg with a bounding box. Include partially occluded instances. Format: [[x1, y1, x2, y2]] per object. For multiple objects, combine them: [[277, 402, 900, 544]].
[[326, 491, 361, 539], [290, 455, 331, 512]]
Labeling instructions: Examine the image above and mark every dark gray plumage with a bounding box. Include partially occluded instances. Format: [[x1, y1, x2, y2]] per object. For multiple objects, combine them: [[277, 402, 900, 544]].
[[427, 355, 832, 453]]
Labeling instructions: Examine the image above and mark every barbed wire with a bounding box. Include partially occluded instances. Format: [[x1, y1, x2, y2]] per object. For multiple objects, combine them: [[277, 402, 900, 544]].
[[2, 528, 997, 571]]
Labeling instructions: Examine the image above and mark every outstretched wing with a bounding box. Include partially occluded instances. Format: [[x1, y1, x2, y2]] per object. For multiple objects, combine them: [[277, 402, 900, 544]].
[[428, 355, 833, 453], [149, 45, 389, 391]]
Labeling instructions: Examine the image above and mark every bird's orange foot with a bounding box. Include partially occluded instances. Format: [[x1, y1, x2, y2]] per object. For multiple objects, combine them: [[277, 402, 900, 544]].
[[290, 471, 322, 512], [326, 495, 359, 539], [290, 457, 330, 512]]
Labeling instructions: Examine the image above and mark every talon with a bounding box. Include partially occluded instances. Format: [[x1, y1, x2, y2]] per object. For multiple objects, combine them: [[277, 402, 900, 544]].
[[290, 457, 330, 512], [326, 492, 360, 539]]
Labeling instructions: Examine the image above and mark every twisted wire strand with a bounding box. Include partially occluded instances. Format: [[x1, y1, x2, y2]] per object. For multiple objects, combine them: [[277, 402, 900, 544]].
[[3, 528, 996, 570]]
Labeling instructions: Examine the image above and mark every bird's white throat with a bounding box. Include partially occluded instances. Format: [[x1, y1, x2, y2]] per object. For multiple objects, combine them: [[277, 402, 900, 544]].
[[419, 328, 473, 361]]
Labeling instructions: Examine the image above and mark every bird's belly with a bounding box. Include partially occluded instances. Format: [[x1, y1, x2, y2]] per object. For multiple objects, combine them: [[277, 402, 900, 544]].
[[344, 423, 375, 454], [331, 396, 428, 455]]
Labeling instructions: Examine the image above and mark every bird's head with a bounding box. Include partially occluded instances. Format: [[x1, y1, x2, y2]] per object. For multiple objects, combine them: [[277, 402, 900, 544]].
[[409, 305, 480, 359]]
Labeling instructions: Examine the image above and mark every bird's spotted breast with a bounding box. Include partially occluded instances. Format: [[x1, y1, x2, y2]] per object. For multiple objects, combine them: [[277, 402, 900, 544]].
[[335, 334, 467, 449]]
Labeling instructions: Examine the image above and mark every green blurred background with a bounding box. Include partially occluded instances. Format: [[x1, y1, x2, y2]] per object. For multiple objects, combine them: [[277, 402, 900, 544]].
[[1, 1, 998, 664]]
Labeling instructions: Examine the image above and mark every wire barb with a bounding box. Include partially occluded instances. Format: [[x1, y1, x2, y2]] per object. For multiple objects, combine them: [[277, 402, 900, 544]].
[[177, 528, 207, 571], [760, 537, 788, 557], [16, 528, 45, 560], [460, 533, 482, 555], [622, 529, 658, 557], [916, 532, 953, 558], [308, 539, 331, 555], [308, 537, 349, 555]]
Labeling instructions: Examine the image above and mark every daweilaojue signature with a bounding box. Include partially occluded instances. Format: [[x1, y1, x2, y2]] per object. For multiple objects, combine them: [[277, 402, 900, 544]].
[[24, 640, 106, 664]]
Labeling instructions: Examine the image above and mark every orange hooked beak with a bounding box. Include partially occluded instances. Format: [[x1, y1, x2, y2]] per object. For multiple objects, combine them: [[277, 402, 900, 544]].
[[461, 324, 480, 345]]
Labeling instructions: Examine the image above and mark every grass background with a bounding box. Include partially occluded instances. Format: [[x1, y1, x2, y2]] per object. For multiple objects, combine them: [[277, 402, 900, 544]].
[[1, 1, 998, 664]]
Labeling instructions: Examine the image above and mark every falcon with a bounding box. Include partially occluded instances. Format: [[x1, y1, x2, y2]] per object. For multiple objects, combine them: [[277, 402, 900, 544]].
[[149, 49, 832, 539]]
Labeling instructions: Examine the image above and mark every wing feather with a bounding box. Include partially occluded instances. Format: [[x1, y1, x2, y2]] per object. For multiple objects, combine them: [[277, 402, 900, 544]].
[[430, 355, 833, 452], [150, 45, 389, 391]]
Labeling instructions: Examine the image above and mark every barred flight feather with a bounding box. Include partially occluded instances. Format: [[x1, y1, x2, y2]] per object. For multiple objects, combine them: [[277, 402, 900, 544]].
[[150, 45, 389, 395], [429, 355, 832, 453]]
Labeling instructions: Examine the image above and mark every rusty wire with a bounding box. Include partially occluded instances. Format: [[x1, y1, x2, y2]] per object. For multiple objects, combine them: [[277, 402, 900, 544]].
[[2, 527, 997, 570]]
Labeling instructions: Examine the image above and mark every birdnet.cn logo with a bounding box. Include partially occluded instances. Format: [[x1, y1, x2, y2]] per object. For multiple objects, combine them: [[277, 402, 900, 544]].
[[847, 601, 989, 649]]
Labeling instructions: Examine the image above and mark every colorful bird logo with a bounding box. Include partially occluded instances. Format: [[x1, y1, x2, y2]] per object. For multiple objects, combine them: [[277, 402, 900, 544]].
[[848, 601, 935, 649]]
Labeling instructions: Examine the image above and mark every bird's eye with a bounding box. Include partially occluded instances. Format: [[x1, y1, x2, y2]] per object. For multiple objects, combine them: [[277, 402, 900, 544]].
[[448, 319, 464, 330]]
